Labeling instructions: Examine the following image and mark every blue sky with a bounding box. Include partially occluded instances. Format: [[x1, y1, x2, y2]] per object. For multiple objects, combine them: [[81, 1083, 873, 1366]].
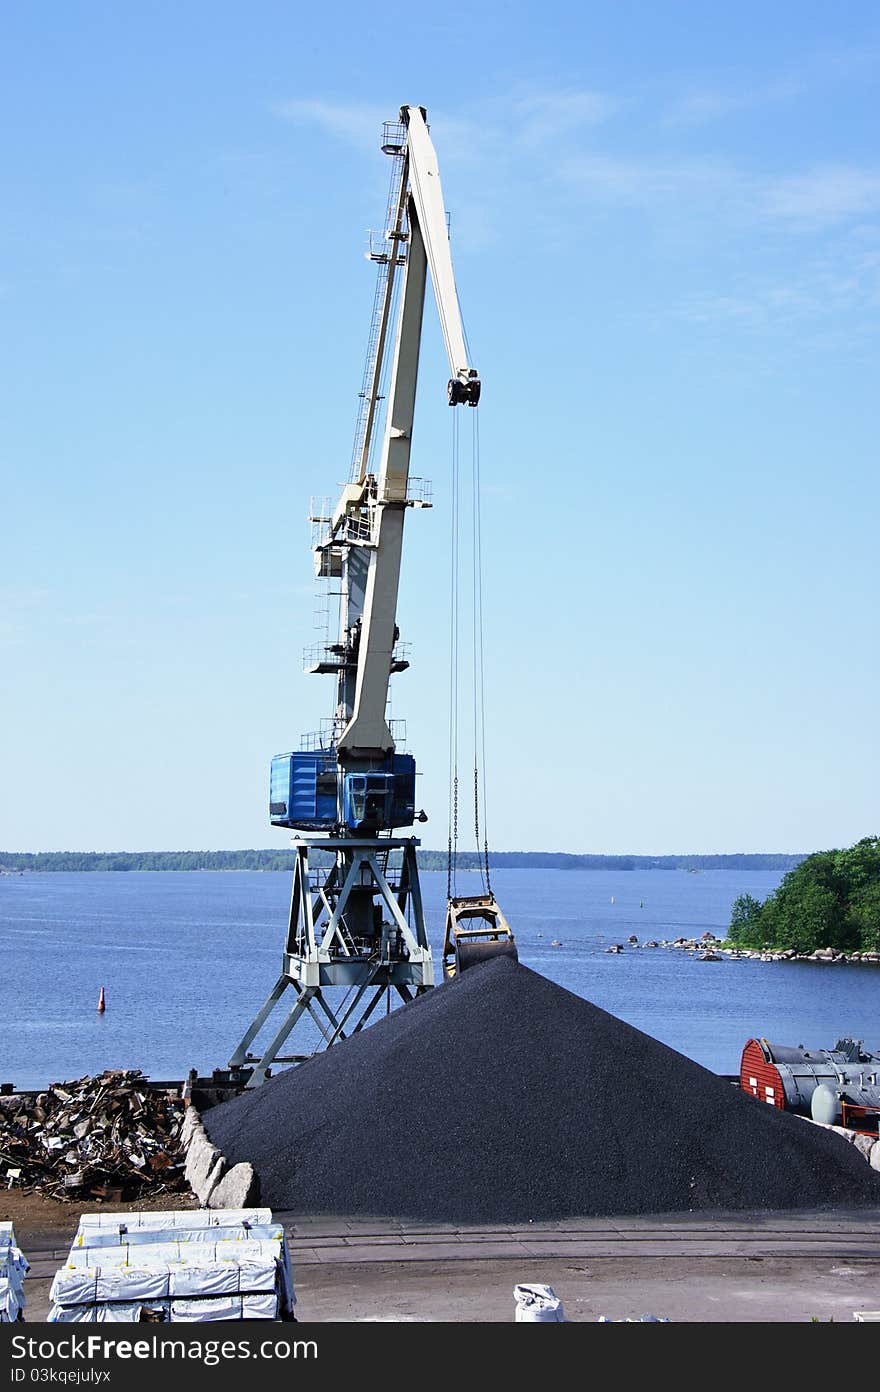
[[1, 2, 877, 854]]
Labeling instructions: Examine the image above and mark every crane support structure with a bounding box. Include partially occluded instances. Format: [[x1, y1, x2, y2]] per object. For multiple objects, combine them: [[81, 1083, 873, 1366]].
[[229, 105, 484, 1087]]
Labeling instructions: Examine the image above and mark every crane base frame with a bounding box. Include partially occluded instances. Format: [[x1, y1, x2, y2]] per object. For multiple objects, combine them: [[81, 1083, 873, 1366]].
[[228, 836, 434, 1087]]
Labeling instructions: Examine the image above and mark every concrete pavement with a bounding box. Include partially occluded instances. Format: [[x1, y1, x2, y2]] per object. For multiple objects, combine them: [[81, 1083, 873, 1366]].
[[18, 1207, 880, 1323]]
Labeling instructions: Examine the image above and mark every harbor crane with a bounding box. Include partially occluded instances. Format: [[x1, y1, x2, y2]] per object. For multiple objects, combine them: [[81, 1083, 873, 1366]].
[[229, 105, 515, 1087]]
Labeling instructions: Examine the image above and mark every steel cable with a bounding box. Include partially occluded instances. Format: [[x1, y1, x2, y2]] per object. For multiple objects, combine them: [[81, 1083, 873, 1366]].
[[446, 410, 460, 900]]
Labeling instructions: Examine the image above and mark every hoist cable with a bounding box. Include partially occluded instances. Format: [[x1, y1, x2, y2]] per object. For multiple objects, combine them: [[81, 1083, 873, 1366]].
[[446, 409, 461, 901], [471, 408, 485, 894], [473, 407, 492, 896]]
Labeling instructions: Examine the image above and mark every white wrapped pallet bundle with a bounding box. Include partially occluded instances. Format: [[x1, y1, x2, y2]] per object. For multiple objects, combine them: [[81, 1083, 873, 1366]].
[[76, 1208, 273, 1233], [215, 1237, 283, 1264], [48, 1306, 98, 1324], [97, 1301, 170, 1324], [171, 1296, 251, 1322], [49, 1269, 98, 1308], [241, 1293, 280, 1320], [168, 1260, 240, 1298], [73, 1223, 281, 1256], [95, 1267, 171, 1304], [48, 1209, 295, 1323], [0, 1222, 30, 1322], [236, 1261, 277, 1294], [66, 1241, 183, 1269]]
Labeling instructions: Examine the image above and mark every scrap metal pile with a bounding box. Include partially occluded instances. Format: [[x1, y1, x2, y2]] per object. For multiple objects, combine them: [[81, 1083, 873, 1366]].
[[0, 1070, 187, 1202]]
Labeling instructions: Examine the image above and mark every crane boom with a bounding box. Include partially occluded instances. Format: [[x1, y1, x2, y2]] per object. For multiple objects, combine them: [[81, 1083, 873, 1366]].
[[337, 105, 478, 761], [403, 107, 479, 402]]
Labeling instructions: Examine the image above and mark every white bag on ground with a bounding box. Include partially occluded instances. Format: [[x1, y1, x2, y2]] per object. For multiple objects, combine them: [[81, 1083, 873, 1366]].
[[514, 1284, 565, 1322]]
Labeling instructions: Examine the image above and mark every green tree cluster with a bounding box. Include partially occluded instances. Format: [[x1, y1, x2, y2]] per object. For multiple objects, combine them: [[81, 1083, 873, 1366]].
[[728, 836, 880, 953]]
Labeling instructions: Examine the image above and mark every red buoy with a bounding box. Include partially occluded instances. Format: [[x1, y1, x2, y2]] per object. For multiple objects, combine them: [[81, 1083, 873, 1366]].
[[97, 986, 106, 1014]]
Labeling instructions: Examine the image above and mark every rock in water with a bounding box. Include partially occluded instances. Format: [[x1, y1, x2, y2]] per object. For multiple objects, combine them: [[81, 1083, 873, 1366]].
[[204, 957, 880, 1222]]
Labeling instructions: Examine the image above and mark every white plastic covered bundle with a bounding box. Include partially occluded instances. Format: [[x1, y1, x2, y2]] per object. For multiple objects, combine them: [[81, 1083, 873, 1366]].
[[513, 1284, 566, 1322], [48, 1303, 172, 1324], [66, 1241, 183, 1269], [1, 1260, 30, 1321], [241, 1293, 279, 1320], [236, 1262, 277, 1294], [76, 1209, 272, 1233], [167, 1294, 280, 1322], [48, 1208, 294, 1323], [167, 1261, 241, 1298], [0, 1223, 29, 1322], [95, 1267, 170, 1304], [50, 1269, 98, 1308], [74, 1224, 271, 1250], [48, 1305, 98, 1324], [97, 1301, 169, 1324]]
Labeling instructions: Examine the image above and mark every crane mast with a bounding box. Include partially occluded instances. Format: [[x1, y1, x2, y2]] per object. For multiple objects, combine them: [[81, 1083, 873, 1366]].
[[228, 107, 484, 1087]]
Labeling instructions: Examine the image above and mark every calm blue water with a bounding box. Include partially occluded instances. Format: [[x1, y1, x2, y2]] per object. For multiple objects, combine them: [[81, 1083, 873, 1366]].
[[3, 868, 879, 1088]]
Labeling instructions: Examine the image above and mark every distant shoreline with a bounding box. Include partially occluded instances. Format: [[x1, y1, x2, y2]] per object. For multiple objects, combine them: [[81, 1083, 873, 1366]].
[[0, 850, 804, 874]]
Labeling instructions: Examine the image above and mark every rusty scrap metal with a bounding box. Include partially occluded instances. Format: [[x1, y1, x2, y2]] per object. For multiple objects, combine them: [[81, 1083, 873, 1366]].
[[0, 1070, 187, 1202]]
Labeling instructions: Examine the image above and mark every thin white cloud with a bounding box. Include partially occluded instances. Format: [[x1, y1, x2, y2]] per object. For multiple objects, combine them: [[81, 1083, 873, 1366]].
[[666, 78, 803, 127], [560, 152, 747, 209], [0, 585, 51, 606], [763, 166, 880, 226], [511, 88, 616, 146], [272, 88, 880, 318], [683, 294, 767, 324], [272, 89, 616, 164], [560, 151, 880, 236], [273, 98, 389, 152], [680, 246, 880, 330]]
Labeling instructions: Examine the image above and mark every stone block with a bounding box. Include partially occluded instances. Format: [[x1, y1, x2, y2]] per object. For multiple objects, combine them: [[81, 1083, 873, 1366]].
[[185, 1128, 226, 1201], [180, 1105, 202, 1148], [207, 1162, 260, 1210]]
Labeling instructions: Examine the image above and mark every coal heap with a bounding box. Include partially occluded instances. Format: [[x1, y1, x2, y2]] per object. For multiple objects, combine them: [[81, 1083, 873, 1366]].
[[205, 958, 880, 1222]]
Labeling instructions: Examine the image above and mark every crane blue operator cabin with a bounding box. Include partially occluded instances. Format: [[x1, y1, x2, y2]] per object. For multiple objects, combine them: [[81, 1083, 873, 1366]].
[[269, 749, 417, 837], [228, 106, 515, 1088]]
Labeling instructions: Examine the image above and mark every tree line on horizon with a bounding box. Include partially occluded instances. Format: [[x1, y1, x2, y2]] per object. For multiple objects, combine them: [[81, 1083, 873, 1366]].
[[728, 835, 880, 953], [0, 848, 805, 874]]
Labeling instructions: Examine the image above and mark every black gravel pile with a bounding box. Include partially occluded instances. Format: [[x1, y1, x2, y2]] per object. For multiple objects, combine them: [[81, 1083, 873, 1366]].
[[205, 957, 880, 1222]]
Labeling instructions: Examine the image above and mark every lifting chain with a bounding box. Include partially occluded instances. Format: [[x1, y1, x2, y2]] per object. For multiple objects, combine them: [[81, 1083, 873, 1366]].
[[447, 774, 459, 901]]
